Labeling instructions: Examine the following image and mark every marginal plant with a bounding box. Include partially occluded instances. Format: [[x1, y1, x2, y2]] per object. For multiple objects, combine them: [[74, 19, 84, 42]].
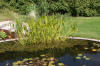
[[15, 15, 77, 49], [0, 31, 7, 39]]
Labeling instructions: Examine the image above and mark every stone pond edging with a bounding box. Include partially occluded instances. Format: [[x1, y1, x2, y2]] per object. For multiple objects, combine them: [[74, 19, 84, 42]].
[[0, 37, 100, 43], [0, 38, 17, 43], [68, 37, 100, 42], [0, 20, 15, 32]]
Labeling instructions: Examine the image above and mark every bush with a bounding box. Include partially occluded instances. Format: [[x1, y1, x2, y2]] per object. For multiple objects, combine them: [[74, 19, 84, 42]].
[[0, 0, 99, 16], [0, 0, 34, 15], [35, 0, 49, 15], [68, 0, 97, 16], [48, 0, 69, 14], [0, 31, 7, 39]]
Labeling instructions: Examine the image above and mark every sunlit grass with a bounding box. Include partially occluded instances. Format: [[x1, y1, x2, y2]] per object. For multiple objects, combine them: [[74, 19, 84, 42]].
[[64, 17, 100, 39]]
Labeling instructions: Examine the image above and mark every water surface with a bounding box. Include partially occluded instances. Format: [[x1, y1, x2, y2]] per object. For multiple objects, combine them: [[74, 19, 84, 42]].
[[0, 39, 100, 66]]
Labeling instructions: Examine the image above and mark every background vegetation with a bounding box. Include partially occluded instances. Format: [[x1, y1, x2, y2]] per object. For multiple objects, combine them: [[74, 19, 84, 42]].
[[0, 0, 100, 16]]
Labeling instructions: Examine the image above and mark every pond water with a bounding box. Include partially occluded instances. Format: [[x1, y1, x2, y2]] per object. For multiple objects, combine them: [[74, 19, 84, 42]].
[[0, 39, 100, 66]]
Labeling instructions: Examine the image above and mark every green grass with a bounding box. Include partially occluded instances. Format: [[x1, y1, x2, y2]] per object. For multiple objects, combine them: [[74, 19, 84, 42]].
[[0, 14, 10, 21], [64, 17, 100, 40]]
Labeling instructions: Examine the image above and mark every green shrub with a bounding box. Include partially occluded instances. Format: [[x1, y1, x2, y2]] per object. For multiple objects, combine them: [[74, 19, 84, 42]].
[[49, 0, 69, 14], [68, 0, 98, 16], [0, 31, 7, 39], [0, 0, 34, 15], [36, 0, 49, 15], [0, 0, 99, 16]]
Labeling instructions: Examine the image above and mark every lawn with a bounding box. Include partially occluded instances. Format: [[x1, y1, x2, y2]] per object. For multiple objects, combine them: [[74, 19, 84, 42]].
[[64, 17, 100, 40]]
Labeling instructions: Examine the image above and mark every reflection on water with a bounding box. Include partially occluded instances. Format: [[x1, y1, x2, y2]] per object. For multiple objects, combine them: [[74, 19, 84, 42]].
[[0, 39, 100, 66]]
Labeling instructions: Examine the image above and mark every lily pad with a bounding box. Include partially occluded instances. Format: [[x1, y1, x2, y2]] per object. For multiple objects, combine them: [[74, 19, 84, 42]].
[[49, 61, 55, 64], [49, 57, 55, 61], [92, 49, 96, 52], [40, 54, 45, 57], [23, 58, 29, 61], [28, 58, 33, 60], [75, 57, 81, 60], [78, 53, 83, 56], [58, 63, 64, 66], [85, 58, 90, 60], [84, 47, 88, 50], [83, 64, 86, 66], [42, 58, 47, 61], [83, 56, 87, 58]]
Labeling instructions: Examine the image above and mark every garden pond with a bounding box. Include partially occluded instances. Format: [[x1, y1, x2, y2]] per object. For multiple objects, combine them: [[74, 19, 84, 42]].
[[0, 39, 100, 66]]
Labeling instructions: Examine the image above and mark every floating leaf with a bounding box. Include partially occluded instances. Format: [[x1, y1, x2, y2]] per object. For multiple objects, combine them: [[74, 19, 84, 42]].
[[83, 64, 86, 66], [13, 62, 18, 66], [85, 58, 90, 60], [42, 58, 47, 61], [48, 64, 55, 66], [40, 54, 45, 57], [49, 61, 55, 64], [23, 58, 29, 61], [35, 57, 39, 60], [83, 56, 87, 58], [49, 57, 55, 61], [29, 61, 33, 63], [92, 49, 96, 52], [17, 61, 22, 64], [28, 58, 33, 60], [78, 53, 83, 56], [75, 57, 81, 60], [58, 63, 64, 66], [84, 47, 88, 50]]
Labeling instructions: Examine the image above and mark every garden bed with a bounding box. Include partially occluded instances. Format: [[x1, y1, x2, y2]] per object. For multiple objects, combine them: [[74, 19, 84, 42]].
[[0, 29, 16, 40]]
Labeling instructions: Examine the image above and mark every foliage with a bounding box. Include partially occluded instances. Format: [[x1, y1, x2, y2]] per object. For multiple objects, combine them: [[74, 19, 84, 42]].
[[68, 0, 98, 16], [0, 0, 34, 15], [0, 0, 99, 16], [0, 31, 7, 39], [12, 54, 65, 66], [35, 0, 49, 15], [48, 0, 69, 14], [15, 15, 77, 48]]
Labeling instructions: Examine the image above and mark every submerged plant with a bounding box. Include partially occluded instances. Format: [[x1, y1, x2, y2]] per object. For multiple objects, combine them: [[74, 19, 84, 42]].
[[15, 15, 77, 49]]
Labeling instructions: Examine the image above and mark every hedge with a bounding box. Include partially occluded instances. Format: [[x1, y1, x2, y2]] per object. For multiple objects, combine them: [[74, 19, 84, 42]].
[[0, 0, 99, 16]]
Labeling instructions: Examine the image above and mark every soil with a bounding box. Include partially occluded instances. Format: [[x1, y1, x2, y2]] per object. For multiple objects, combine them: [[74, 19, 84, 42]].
[[0, 29, 16, 40]]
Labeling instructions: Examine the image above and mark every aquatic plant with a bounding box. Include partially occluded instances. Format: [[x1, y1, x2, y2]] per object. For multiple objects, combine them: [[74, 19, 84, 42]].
[[12, 54, 65, 66], [0, 31, 7, 39], [75, 53, 91, 66], [75, 53, 91, 61], [15, 15, 77, 49]]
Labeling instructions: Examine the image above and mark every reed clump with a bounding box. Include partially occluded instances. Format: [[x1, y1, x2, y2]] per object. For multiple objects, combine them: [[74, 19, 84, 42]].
[[15, 15, 77, 49]]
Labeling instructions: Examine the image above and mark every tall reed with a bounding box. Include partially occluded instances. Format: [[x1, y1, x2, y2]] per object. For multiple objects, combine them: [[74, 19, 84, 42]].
[[15, 15, 77, 49]]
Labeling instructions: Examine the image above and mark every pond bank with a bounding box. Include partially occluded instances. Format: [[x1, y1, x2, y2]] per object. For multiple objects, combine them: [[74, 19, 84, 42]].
[[69, 37, 100, 42], [0, 20, 15, 32], [0, 37, 100, 43]]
